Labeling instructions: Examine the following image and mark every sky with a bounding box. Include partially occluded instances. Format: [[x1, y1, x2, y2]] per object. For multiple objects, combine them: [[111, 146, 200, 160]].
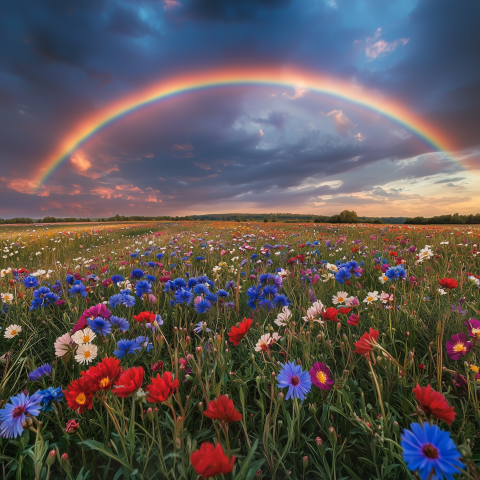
[[1, 0, 479, 219]]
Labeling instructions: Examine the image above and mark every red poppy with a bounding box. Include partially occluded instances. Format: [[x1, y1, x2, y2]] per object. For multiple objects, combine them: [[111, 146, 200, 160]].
[[227, 318, 253, 346], [203, 395, 243, 423], [63, 377, 94, 414], [133, 311, 156, 323], [322, 307, 339, 322], [82, 357, 123, 392], [413, 384, 456, 425], [114, 366, 144, 398], [418, 364, 426, 370], [190, 442, 235, 479], [151, 361, 164, 371], [389, 251, 397, 257], [439, 278, 458, 290], [337, 307, 351, 315], [145, 371, 179, 403], [353, 328, 380, 355], [347, 314, 359, 326]]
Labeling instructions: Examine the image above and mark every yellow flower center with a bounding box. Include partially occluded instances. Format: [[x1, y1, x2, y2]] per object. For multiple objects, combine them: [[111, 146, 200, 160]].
[[367, 297, 373, 302], [472, 328, 480, 337], [84, 351, 91, 358], [454, 343, 466, 352], [11, 330, 17, 336], [338, 296, 344, 302], [83, 335, 90, 343], [316, 371, 327, 384], [99, 377, 110, 388], [76, 393, 86, 404]]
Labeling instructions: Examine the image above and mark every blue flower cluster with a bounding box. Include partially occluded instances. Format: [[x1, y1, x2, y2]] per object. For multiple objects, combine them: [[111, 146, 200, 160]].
[[30, 286, 59, 310], [335, 260, 363, 284]]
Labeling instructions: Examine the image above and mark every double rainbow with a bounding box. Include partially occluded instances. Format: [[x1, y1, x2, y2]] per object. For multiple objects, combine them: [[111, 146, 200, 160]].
[[35, 65, 457, 188]]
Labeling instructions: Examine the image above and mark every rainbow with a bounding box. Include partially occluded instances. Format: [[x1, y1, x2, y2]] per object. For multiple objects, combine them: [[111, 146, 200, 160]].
[[35, 65, 458, 188]]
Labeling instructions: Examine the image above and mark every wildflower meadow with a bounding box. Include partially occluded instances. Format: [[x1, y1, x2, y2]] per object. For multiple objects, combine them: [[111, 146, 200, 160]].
[[1, 220, 480, 480]]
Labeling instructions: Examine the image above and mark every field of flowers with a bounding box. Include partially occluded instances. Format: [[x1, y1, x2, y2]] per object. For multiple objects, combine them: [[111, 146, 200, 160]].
[[1, 220, 480, 480]]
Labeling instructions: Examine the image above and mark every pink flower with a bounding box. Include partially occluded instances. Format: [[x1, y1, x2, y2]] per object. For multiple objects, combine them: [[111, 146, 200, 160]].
[[446, 333, 472, 360], [55, 333, 76, 357]]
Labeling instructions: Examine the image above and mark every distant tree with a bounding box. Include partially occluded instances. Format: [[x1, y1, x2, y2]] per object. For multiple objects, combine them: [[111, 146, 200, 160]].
[[264, 218, 269, 222]]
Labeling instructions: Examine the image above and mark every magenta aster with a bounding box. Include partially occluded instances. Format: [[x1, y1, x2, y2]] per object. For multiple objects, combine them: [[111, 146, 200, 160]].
[[446, 332, 472, 360], [464, 318, 480, 338], [309, 362, 334, 390]]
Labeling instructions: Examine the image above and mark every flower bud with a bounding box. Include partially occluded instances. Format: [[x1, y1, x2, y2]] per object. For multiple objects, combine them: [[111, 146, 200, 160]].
[[303, 456, 309, 467], [393, 421, 399, 433], [198, 402, 204, 412], [337, 322, 341, 331], [147, 407, 154, 421], [328, 427, 337, 446], [276, 392, 285, 404], [60, 453, 71, 473], [255, 470, 262, 479], [46, 450, 56, 466], [315, 437, 323, 446]]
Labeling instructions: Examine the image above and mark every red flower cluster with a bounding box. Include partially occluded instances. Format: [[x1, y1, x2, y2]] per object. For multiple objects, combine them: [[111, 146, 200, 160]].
[[114, 366, 144, 398], [133, 311, 156, 323], [439, 278, 458, 290], [203, 395, 242, 423], [190, 442, 235, 479], [347, 314, 359, 326], [145, 371, 178, 403], [337, 307, 351, 315], [322, 307, 339, 322], [64, 357, 124, 413], [227, 318, 253, 346], [353, 328, 380, 355], [413, 384, 456, 425]]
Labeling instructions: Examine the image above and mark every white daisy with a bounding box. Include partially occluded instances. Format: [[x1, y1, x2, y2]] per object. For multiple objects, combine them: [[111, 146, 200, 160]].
[[363, 291, 379, 305], [72, 327, 96, 345], [75, 343, 98, 364], [255, 334, 273, 352], [303, 301, 325, 322], [1, 293, 14, 304], [4, 324, 22, 339], [332, 291, 348, 305]]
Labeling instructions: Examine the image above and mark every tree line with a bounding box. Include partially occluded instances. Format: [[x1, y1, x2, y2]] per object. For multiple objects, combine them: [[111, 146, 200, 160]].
[[405, 213, 480, 225]]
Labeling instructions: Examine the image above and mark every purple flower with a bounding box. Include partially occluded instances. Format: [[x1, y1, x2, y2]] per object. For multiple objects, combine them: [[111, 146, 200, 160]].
[[446, 332, 472, 360], [309, 362, 334, 391], [464, 318, 480, 338], [28, 364, 52, 382]]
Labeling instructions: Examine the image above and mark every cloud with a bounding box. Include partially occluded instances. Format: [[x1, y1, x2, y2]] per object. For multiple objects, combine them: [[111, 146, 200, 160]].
[[359, 28, 409, 60], [434, 177, 466, 184], [284, 85, 308, 100], [326, 110, 354, 135]]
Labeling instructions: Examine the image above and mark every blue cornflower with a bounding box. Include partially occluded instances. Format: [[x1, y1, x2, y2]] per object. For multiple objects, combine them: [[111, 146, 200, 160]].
[[225, 280, 236, 290], [0, 391, 42, 438], [174, 288, 193, 305], [109, 294, 124, 308], [38, 387, 63, 413], [69, 282, 87, 298], [66, 274, 75, 285], [136, 280, 152, 297], [272, 294, 291, 307], [401, 423, 463, 480], [122, 295, 136, 307], [23, 276, 38, 289], [224, 302, 235, 309], [277, 362, 312, 402], [130, 253, 139, 259], [188, 278, 198, 288], [251, 254, 259, 260], [173, 278, 187, 289], [259, 299, 275, 311], [386, 266, 408, 281], [30, 287, 59, 310], [145, 274, 156, 283], [28, 364, 52, 381], [205, 291, 217, 303], [156, 253, 164, 260], [193, 321, 211, 333], [135, 336, 153, 352], [194, 284, 210, 295], [130, 269, 144, 279], [120, 288, 131, 295], [195, 299, 212, 313], [216, 289, 229, 298], [87, 317, 112, 335], [260, 285, 277, 299], [195, 256, 205, 261], [111, 274, 125, 284], [335, 267, 351, 284], [113, 339, 142, 359], [110, 316, 130, 332]]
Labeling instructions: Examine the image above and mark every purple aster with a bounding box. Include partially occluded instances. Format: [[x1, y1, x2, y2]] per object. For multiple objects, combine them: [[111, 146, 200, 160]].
[[0, 391, 42, 438], [277, 361, 312, 402], [446, 332, 472, 360], [464, 318, 480, 338], [309, 362, 334, 391], [28, 363, 52, 382]]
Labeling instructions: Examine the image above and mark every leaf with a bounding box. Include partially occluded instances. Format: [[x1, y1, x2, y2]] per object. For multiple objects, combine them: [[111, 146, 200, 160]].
[[80, 440, 132, 472], [342, 463, 363, 480], [233, 439, 259, 480]]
